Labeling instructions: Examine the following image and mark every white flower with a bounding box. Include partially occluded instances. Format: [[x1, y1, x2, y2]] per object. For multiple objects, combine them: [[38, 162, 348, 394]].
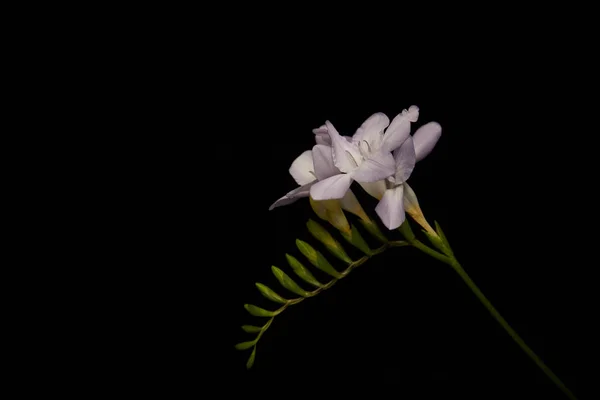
[[374, 122, 443, 229], [310, 107, 420, 201], [268, 144, 337, 210]]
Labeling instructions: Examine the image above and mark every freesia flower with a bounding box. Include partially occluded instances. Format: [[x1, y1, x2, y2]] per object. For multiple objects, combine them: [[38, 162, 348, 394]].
[[310, 107, 420, 202], [268, 144, 336, 210], [374, 122, 443, 229], [312, 125, 331, 146], [269, 139, 370, 232]]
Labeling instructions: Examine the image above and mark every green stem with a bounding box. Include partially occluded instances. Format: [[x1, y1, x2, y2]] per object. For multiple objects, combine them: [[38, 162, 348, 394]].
[[410, 239, 450, 264], [404, 233, 578, 399], [448, 258, 578, 400]]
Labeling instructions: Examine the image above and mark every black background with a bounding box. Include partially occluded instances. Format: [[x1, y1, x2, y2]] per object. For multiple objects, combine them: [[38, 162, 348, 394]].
[[114, 46, 596, 399]]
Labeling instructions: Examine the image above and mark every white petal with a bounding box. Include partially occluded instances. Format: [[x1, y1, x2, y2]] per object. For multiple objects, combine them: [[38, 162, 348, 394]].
[[313, 124, 331, 146], [289, 150, 316, 186], [352, 112, 389, 150], [325, 120, 362, 173], [350, 151, 395, 183], [393, 136, 416, 183], [380, 111, 412, 153], [312, 144, 339, 180], [309, 173, 354, 200], [404, 105, 420, 122], [358, 180, 386, 200], [413, 122, 442, 162], [315, 135, 330, 146], [375, 185, 406, 230], [312, 125, 328, 135], [269, 183, 312, 210]]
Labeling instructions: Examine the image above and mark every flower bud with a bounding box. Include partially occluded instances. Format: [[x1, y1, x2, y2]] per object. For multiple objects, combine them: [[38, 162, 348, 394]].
[[403, 182, 438, 238], [309, 197, 351, 234]]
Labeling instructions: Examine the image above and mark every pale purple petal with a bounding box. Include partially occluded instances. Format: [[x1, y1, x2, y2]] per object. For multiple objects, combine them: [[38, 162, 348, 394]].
[[393, 136, 416, 183], [315, 135, 330, 146], [358, 180, 386, 200], [312, 125, 328, 135], [313, 124, 331, 146], [289, 150, 316, 186], [375, 185, 406, 230], [350, 151, 395, 183], [312, 144, 339, 180], [309, 173, 354, 200], [413, 122, 442, 162], [404, 105, 420, 122], [325, 121, 362, 173], [269, 183, 312, 210], [352, 112, 389, 150], [380, 114, 411, 153]]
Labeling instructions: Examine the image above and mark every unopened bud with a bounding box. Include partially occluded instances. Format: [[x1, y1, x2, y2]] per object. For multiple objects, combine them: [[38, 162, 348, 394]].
[[309, 197, 351, 234]]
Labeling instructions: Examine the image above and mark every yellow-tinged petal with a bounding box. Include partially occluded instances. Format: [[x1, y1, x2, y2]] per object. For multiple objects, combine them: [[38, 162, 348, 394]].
[[339, 190, 370, 222], [309, 197, 351, 234], [403, 182, 438, 237]]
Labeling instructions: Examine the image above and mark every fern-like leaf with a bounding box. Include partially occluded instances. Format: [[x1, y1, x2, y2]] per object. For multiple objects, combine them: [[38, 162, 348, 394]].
[[341, 223, 372, 255], [271, 266, 311, 297], [255, 283, 289, 304], [296, 239, 343, 278], [244, 304, 280, 317], [285, 253, 324, 288], [306, 219, 352, 264], [236, 221, 409, 369]]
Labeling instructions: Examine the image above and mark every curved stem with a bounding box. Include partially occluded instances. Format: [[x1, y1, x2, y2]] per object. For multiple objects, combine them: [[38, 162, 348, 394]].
[[404, 234, 578, 400], [448, 258, 578, 400]]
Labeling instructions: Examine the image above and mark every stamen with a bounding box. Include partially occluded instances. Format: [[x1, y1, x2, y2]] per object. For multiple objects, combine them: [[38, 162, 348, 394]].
[[363, 140, 371, 153], [345, 151, 359, 168]]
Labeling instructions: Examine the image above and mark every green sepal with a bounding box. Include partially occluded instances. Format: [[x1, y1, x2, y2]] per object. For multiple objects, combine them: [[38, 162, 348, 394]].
[[271, 266, 311, 297], [241, 325, 263, 333], [306, 219, 352, 264], [358, 219, 388, 243], [255, 283, 288, 304], [285, 254, 323, 288], [235, 340, 257, 350], [341, 224, 372, 255], [422, 229, 446, 254], [244, 304, 279, 317], [434, 220, 454, 255], [397, 220, 415, 241], [246, 347, 257, 369], [296, 239, 343, 279]]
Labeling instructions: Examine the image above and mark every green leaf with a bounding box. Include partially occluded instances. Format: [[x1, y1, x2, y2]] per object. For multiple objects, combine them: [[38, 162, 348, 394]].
[[358, 219, 389, 242], [246, 346, 257, 369], [244, 304, 279, 317], [255, 282, 289, 304], [296, 239, 343, 279], [434, 220, 454, 255], [235, 340, 257, 350], [285, 254, 323, 288], [271, 266, 311, 297], [341, 224, 372, 255], [241, 325, 263, 333], [307, 219, 352, 264]]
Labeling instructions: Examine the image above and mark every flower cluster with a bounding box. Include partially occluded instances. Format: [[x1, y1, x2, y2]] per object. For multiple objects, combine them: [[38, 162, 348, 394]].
[[270, 106, 442, 230]]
